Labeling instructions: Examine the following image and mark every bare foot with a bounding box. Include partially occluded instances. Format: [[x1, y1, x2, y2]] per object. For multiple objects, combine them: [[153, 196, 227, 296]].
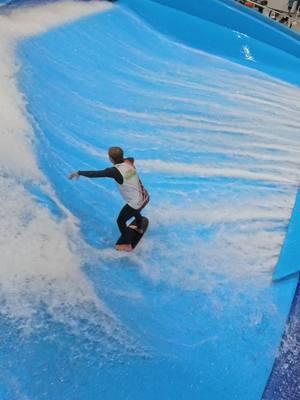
[[115, 244, 133, 252], [129, 225, 143, 234]]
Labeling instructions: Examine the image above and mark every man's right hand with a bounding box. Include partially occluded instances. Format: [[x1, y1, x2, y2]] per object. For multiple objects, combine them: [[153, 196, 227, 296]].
[[69, 172, 80, 180]]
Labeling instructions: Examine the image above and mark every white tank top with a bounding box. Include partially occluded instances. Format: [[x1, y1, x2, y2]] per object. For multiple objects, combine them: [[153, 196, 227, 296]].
[[115, 160, 148, 210]]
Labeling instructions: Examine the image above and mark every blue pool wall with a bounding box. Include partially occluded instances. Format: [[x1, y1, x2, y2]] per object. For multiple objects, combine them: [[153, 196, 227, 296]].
[[149, 0, 300, 56], [122, 0, 300, 87]]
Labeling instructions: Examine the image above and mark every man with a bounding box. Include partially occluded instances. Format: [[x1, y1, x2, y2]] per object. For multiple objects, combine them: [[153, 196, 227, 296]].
[[69, 147, 149, 252]]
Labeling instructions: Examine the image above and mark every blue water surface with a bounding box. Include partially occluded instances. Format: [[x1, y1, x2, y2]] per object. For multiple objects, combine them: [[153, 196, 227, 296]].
[[1, 1, 299, 399]]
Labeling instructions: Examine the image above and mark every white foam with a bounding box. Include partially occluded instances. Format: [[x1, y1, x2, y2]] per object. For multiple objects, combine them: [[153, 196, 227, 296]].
[[0, 1, 112, 38], [0, 1, 112, 175], [0, 1, 141, 355], [138, 159, 297, 185]]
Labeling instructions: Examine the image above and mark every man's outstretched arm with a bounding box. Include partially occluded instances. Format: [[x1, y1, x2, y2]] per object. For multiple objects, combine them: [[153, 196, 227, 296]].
[[69, 167, 123, 184]]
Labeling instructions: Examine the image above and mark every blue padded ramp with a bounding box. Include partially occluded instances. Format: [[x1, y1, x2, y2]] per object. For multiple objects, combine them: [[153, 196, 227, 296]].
[[273, 189, 300, 280]]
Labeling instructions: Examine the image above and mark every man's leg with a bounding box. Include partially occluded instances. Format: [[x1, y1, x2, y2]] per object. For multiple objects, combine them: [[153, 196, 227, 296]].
[[116, 204, 136, 250], [133, 209, 143, 230], [130, 196, 150, 233]]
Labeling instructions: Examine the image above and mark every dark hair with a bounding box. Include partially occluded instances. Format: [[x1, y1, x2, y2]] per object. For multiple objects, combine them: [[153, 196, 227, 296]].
[[108, 147, 124, 164]]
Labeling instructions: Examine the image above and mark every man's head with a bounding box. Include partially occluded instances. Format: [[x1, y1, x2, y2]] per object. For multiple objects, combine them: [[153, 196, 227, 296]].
[[108, 146, 124, 164]]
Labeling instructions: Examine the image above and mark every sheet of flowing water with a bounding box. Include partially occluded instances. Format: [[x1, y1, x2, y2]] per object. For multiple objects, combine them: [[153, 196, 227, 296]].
[[0, 1, 300, 399]]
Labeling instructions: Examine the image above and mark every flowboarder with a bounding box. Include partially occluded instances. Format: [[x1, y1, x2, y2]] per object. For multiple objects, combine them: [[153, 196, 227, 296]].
[[69, 147, 149, 252]]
